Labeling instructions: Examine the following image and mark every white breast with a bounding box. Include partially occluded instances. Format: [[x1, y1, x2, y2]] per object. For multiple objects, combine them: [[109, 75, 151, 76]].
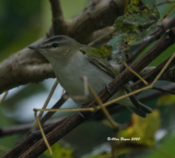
[[52, 51, 113, 104]]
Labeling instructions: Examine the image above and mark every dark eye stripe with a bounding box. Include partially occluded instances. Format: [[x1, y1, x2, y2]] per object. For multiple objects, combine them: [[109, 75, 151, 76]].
[[44, 35, 68, 44], [52, 43, 59, 47], [40, 42, 59, 49], [40, 35, 72, 48]]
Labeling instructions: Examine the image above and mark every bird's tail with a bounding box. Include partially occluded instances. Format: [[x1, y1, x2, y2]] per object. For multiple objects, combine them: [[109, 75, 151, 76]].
[[111, 89, 152, 117], [128, 95, 152, 117]]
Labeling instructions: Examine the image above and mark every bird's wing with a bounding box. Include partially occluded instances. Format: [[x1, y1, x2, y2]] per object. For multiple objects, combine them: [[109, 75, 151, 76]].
[[80, 46, 152, 117], [80, 47, 119, 78]]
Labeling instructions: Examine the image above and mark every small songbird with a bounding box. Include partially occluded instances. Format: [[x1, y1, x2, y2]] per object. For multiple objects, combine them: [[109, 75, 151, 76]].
[[29, 35, 152, 117]]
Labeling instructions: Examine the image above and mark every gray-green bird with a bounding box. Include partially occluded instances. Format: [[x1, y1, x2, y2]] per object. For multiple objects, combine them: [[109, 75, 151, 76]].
[[29, 35, 152, 117]]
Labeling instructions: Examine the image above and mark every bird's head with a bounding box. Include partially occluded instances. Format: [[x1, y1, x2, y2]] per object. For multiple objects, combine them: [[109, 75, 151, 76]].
[[29, 35, 80, 61]]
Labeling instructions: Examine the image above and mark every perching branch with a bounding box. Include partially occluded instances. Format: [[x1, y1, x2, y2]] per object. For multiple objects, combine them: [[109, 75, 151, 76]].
[[0, 119, 62, 137], [3, 26, 175, 158]]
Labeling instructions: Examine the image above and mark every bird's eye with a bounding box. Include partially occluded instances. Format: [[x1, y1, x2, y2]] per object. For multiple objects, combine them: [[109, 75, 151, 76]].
[[52, 43, 58, 48]]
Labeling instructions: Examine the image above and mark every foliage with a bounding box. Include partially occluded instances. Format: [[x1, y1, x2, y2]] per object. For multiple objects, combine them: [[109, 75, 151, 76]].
[[44, 143, 74, 158], [108, 0, 159, 63], [1, 0, 175, 158], [91, 46, 112, 60], [157, 94, 175, 106], [0, 0, 43, 61], [117, 110, 160, 147], [141, 135, 175, 158]]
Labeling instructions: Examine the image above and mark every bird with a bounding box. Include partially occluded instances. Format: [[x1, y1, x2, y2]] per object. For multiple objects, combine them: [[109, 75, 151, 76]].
[[29, 35, 152, 117]]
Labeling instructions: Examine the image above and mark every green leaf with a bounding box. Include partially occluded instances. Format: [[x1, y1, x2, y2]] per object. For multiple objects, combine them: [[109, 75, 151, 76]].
[[87, 153, 111, 158], [157, 94, 175, 106], [115, 110, 160, 151], [107, 34, 126, 62], [141, 0, 156, 10], [142, 135, 175, 158], [91, 46, 112, 60], [44, 143, 74, 158], [111, 0, 160, 63]]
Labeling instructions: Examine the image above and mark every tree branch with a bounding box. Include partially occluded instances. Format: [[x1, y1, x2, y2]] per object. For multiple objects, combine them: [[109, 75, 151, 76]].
[[2, 1, 175, 157], [3, 27, 175, 158], [0, 46, 55, 93], [0, 0, 126, 94], [48, 0, 67, 35], [0, 119, 61, 137], [68, 0, 125, 42]]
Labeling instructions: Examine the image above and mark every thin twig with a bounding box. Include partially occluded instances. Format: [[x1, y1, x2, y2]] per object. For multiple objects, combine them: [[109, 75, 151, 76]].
[[2, 5, 175, 158], [134, 54, 175, 89], [39, 79, 59, 118], [41, 92, 67, 124], [0, 83, 175, 137], [123, 61, 148, 85], [33, 79, 59, 130], [0, 91, 8, 104], [88, 83, 118, 129], [34, 110, 52, 155], [140, 84, 175, 102]]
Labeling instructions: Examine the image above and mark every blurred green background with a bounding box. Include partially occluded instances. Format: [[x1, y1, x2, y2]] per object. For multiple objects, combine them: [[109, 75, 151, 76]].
[[0, 0, 88, 61], [0, 0, 175, 158]]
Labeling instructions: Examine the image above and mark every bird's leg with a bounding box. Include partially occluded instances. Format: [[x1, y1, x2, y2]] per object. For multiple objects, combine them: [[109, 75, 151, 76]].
[[34, 109, 53, 155], [124, 86, 152, 117], [122, 61, 148, 85], [0, 91, 8, 105]]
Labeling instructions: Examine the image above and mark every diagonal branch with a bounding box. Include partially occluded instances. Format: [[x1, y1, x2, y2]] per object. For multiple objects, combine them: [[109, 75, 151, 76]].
[[96, 30, 175, 104], [0, 38, 54, 94], [1, 2, 175, 157], [3, 27, 175, 158]]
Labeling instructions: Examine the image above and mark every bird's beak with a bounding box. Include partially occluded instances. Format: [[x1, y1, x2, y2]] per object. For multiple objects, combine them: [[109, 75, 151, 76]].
[[28, 44, 41, 50]]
